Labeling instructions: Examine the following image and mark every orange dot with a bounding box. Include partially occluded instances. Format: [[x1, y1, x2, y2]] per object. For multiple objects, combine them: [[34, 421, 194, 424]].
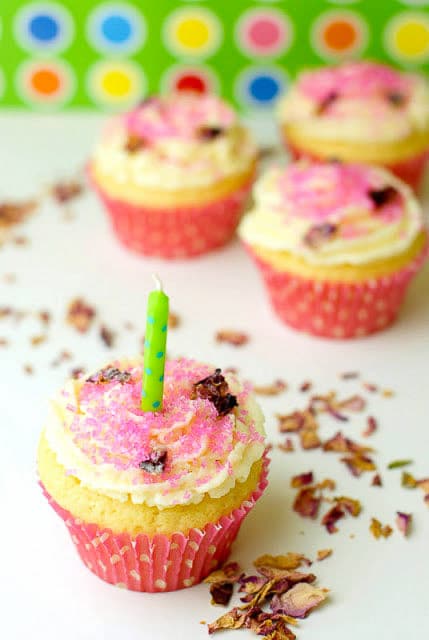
[[31, 69, 61, 95], [324, 20, 357, 51]]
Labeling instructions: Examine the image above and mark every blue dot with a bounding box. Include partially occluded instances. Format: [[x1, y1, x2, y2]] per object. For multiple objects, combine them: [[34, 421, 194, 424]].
[[148, 316, 155, 325], [249, 75, 280, 104], [159, 375, 164, 382], [152, 400, 160, 409], [145, 367, 152, 375], [101, 14, 132, 44], [156, 351, 164, 358], [29, 14, 59, 42], [144, 340, 150, 349], [161, 324, 167, 332], [141, 390, 147, 398]]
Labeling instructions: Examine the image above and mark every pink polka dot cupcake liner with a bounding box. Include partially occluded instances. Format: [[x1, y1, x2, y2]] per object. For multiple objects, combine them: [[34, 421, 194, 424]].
[[246, 242, 428, 339], [91, 175, 253, 259], [39, 454, 269, 593], [287, 144, 429, 192]]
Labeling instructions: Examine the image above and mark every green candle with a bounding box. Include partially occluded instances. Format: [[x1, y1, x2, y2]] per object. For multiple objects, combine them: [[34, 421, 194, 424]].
[[141, 275, 169, 412]]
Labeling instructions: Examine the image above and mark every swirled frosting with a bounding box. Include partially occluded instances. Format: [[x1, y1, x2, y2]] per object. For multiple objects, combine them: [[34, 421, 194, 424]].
[[238, 162, 423, 266], [91, 94, 257, 189], [44, 358, 266, 508], [278, 61, 429, 143]]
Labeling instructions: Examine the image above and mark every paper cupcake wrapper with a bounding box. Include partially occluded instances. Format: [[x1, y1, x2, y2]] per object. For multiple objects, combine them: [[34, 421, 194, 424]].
[[40, 454, 269, 592], [246, 243, 428, 339], [90, 170, 253, 259], [286, 143, 429, 191]]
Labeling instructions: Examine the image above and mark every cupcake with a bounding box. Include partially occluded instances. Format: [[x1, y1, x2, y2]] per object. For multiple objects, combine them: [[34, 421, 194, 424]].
[[238, 161, 428, 338], [37, 358, 268, 591], [277, 61, 429, 189], [89, 93, 258, 258]]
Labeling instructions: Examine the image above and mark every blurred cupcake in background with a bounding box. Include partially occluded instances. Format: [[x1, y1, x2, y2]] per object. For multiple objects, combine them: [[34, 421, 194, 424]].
[[89, 93, 258, 258], [277, 61, 429, 190], [238, 161, 428, 339]]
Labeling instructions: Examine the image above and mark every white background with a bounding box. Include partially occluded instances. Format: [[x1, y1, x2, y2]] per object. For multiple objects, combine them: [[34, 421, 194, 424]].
[[0, 113, 428, 639]]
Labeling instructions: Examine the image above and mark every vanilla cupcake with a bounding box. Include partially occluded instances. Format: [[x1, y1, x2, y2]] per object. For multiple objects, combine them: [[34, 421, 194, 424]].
[[89, 94, 258, 258], [238, 161, 427, 338], [277, 61, 429, 189], [38, 358, 268, 591]]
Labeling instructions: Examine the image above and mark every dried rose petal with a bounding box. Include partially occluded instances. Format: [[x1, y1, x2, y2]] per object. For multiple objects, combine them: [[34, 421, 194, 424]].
[[340, 371, 359, 380], [416, 478, 429, 494], [386, 91, 406, 107], [387, 459, 413, 470], [317, 478, 336, 491], [215, 330, 249, 347], [192, 368, 238, 417], [254, 379, 287, 396], [300, 429, 321, 450], [125, 134, 146, 153], [100, 325, 115, 348], [337, 394, 366, 412], [23, 364, 34, 375], [279, 438, 295, 453], [401, 472, 417, 488], [369, 518, 393, 539], [303, 223, 338, 249], [341, 453, 376, 477], [291, 472, 314, 488], [321, 505, 345, 534], [139, 449, 167, 474], [316, 91, 338, 114], [66, 298, 96, 333], [30, 334, 46, 347], [205, 562, 242, 585], [293, 487, 321, 519], [254, 554, 310, 572], [278, 409, 317, 433], [168, 311, 180, 329], [299, 381, 312, 392], [0, 338, 8, 347], [382, 389, 395, 398], [208, 607, 247, 634], [0, 200, 37, 229], [363, 382, 378, 393], [52, 180, 83, 203], [198, 126, 224, 140], [87, 366, 131, 385], [210, 582, 234, 606], [372, 473, 382, 487], [334, 496, 361, 517], [38, 310, 51, 326], [238, 574, 267, 599], [362, 416, 378, 437], [323, 431, 372, 454], [316, 549, 332, 562], [396, 512, 412, 537], [271, 582, 329, 619], [71, 367, 85, 379], [368, 186, 398, 209]]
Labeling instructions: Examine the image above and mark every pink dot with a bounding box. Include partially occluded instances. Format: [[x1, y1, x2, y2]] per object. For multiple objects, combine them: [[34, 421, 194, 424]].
[[248, 19, 281, 48]]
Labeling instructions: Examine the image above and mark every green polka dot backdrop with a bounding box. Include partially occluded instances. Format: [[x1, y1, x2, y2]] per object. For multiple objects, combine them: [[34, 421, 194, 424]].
[[1, 0, 429, 111]]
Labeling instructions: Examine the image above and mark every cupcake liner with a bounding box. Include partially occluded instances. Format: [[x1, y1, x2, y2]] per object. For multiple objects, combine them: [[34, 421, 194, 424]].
[[40, 454, 269, 592], [287, 143, 429, 191], [246, 243, 428, 339], [90, 170, 253, 259]]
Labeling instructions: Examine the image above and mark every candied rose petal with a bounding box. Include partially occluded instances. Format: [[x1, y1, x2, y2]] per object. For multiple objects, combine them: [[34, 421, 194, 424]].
[[271, 583, 329, 619], [396, 512, 412, 537], [192, 368, 238, 417]]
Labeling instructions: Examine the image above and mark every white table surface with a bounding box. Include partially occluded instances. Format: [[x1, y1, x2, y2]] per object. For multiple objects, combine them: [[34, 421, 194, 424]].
[[1, 112, 428, 640]]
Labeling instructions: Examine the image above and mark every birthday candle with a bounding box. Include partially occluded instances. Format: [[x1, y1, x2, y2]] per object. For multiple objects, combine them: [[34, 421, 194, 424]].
[[141, 275, 169, 412]]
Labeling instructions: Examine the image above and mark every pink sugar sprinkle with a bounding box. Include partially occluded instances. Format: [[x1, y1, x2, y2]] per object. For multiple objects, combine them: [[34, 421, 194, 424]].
[[124, 94, 236, 142], [67, 359, 260, 484], [298, 61, 413, 104]]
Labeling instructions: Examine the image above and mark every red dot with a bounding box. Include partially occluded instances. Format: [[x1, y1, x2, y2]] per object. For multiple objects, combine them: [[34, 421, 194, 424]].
[[176, 74, 207, 94], [248, 19, 281, 48]]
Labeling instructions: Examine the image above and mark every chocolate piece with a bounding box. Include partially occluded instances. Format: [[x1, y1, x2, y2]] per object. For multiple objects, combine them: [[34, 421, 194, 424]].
[[125, 134, 146, 153], [368, 186, 398, 209], [316, 91, 338, 115], [86, 366, 131, 384], [139, 448, 167, 474], [198, 126, 224, 141], [386, 91, 406, 107], [192, 368, 238, 417], [303, 223, 338, 249]]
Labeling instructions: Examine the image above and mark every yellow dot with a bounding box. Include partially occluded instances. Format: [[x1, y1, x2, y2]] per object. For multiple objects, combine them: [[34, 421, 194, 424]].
[[101, 69, 132, 97], [175, 17, 210, 50], [393, 18, 429, 58]]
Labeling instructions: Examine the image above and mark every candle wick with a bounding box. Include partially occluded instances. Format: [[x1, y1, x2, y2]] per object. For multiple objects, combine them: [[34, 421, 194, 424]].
[[152, 273, 163, 291]]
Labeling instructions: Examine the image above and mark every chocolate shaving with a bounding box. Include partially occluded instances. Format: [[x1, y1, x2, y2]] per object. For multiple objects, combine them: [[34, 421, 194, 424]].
[[139, 448, 167, 474], [86, 366, 131, 385], [303, 223, 338, 249], [125, 134, 146, 153], [198, 126, 224, 141], [192, 368, 238, 417], [368, 186, 398, 209]]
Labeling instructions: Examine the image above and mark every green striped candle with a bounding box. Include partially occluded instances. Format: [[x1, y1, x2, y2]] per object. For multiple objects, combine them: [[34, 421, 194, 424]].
[[141, 275, 169, 412]]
